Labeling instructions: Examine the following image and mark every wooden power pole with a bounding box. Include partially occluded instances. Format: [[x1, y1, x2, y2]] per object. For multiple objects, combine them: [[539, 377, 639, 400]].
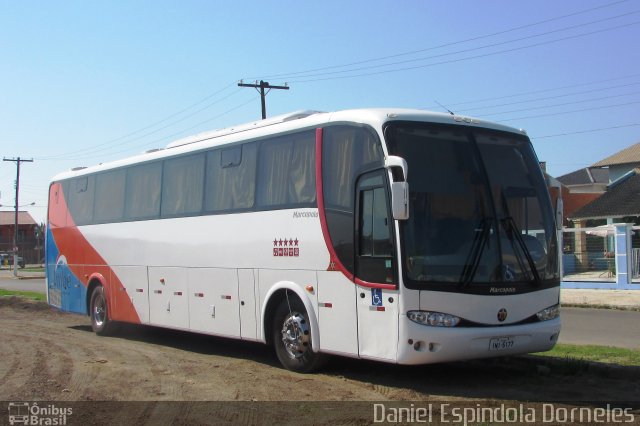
[[3, 157, 33, 276], [238, 80, 289, 119]]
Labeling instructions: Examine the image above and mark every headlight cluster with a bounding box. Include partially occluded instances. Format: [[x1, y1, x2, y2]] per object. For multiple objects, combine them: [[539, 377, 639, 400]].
[[407, 310, 461, 327], [536, 304, 560, 321]]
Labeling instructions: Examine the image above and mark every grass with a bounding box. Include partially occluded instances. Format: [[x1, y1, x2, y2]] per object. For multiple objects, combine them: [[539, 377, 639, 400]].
[[0, 289, 46, 302], [534, 343, 640, 367], [22, 267, 45, 273], [562, 302, 640, 312]]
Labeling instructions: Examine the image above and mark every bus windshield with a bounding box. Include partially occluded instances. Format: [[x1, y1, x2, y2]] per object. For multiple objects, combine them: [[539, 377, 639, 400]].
[[385, 122, 558, 291]]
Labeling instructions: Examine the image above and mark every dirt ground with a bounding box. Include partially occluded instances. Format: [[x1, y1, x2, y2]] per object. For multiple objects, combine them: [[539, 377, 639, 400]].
[[1, 297, 639, 424]]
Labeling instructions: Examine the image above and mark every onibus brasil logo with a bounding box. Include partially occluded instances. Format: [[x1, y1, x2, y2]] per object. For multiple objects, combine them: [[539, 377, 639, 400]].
[[8, 402, 72, 425]]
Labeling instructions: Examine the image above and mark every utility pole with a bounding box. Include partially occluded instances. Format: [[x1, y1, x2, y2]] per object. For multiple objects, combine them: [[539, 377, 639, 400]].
[[238, 80, 289, 119], [3, 157, 33, 277]]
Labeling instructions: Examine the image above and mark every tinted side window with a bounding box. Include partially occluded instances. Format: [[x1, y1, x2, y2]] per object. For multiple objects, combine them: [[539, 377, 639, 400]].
[[323, 126, 383, 210], [94, 169, 126, 223], [68, 176, 95, 226], [161, 153, 205, 217], [125, 162, 162, 220], [205, 143, 257, 212], [322, 125, 383, 274], [256, 131, 316, 208]]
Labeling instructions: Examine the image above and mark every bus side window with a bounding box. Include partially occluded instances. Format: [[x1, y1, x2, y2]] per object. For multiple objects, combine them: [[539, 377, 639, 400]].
[[94, 169, 126, 224], [68, 176, 95, 226], [256, 131, 316, 209], [161, 153, 205, 217], [124, 162, 162, 221], [205, 143, 257, 212]]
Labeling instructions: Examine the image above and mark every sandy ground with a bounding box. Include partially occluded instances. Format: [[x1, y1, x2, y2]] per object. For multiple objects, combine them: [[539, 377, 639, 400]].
[[1, 297, 639, 408], [3, 297, 640, 424]]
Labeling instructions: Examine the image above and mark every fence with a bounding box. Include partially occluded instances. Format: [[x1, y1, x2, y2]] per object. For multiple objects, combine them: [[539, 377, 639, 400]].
[[562, 224, 639, 289]]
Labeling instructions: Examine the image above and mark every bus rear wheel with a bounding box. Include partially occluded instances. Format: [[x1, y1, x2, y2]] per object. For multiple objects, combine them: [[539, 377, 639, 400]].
[[90, 286, 115, 336], [272, 296, 326, 373]]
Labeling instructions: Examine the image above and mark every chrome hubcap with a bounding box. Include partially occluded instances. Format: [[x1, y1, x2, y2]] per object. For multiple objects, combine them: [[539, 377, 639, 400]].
[[281, 312, 310, 359], [93, 296, 106, 327]]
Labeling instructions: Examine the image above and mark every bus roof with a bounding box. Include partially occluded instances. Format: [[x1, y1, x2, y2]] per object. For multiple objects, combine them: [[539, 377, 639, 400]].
[[51, 108, 526, 182]]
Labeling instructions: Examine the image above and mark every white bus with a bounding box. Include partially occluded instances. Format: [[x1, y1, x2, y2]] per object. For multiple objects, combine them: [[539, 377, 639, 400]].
[[46, 109, 561, 372]]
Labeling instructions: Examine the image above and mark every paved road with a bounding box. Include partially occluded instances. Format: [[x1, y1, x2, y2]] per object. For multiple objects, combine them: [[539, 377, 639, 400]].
[[558, 307, 640, 350], [0, 277, 46, 293], [1, 278, 639, 349]]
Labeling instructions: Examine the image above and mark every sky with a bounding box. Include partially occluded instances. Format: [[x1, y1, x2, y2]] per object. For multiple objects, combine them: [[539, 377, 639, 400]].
[[1, 0, 639, 224]]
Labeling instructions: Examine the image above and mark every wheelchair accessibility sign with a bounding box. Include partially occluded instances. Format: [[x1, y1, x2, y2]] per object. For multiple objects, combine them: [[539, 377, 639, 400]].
[[371, 288, 383, 306]]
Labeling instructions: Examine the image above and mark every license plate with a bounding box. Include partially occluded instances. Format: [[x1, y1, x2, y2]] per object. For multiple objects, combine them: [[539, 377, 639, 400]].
[[489, 337, 515, 351]]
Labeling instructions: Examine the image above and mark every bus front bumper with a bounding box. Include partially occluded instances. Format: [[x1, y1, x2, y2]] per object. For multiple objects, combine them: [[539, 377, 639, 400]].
[[396, 315, 561, 365]]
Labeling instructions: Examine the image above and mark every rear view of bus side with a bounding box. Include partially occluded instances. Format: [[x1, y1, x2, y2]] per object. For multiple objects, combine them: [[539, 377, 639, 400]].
[[46, 109, 561, 372]]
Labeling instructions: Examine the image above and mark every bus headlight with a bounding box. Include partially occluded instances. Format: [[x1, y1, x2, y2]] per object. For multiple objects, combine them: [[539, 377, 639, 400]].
[[407, 311, 461, 327], [536, 304, 560, 321]]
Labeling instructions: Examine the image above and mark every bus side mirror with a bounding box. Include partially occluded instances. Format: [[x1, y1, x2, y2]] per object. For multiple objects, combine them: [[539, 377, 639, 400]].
[[391, 182, 409, 220], [386, 156, 409, 221]]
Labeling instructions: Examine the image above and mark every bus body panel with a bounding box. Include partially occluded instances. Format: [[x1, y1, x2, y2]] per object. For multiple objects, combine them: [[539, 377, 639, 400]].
[[148, 266, 190, 330], [187, 267, 241, 337], [112, 265, 149, 323], [238, 268, 259, 340], [316, 271, 359, 356]]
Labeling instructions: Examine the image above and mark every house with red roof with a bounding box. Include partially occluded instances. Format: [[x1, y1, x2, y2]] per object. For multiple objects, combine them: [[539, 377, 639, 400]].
[[0, 210, 41, 264]]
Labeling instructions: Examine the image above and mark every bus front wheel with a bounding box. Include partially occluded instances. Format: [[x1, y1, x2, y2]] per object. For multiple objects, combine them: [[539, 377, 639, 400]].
[[272, 296, 326, 373], [90, 286, 115, 336]]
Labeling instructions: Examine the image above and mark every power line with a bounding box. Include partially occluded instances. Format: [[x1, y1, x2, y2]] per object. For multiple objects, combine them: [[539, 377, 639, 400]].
[[422, 73, 640, 110], [285, 20, 640, 83], [497, 99, 640, 122], [455, 81, 640, 113], [280, 10, 639, 82], [34, 82, 239, 160], [531, 123, 640, 140], [36, 87, 244, 161], [51, 96, 257, 163], [254, 0, 632, 80], [476, 90, 640, 117]]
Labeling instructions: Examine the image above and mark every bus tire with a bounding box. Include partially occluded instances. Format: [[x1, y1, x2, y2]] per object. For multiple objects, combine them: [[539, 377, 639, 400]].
[[90, 286, 115, 336], [272, 296, 326, 373]]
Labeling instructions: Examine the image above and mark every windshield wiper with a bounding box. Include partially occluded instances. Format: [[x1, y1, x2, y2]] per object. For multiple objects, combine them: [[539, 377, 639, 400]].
[[502, 216, 541, 286], [459, 219, 491, 287], [499, 188, 541, 286]]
